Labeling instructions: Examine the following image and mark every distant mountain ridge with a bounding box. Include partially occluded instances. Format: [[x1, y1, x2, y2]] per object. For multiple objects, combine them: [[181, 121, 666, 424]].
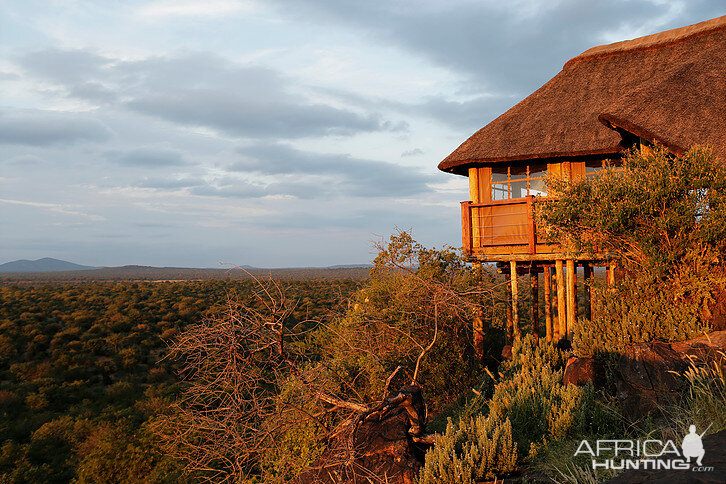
[[0, 258, 372, 279], [0, 258, 98, 273]]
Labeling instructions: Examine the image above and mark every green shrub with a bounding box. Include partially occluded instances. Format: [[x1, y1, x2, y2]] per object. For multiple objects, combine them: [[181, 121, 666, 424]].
[[574, 274, 716, 356], [489, 336, 581, 457], [418, 413, 517, 483]]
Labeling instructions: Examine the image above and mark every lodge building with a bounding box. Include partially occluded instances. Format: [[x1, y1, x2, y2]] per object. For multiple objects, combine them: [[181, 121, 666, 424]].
[[438, 16, 726, 343]]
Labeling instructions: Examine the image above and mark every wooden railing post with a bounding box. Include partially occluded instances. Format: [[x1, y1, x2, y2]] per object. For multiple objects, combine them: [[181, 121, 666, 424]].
[[461, 201, 472, 256], [526, 195, 536, 254]]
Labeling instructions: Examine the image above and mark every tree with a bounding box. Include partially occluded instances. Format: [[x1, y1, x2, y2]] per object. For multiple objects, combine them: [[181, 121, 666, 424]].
[[537, 146, 726, 353], [537, 146, 726, 277]]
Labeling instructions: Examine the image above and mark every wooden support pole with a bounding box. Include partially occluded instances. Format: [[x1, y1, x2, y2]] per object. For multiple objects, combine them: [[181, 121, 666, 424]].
[[473, 262, 484, 360], [566, 260, 577, 341], [544, 266, 552, 342], [583, 263, 593, 321], [607, 261, 617, 286], [556, 260, 566, 341], [506, 273, 513, 343], [510, 260, 520, 340], [468, 168, 480, 250], [530, 270, 539, 338]]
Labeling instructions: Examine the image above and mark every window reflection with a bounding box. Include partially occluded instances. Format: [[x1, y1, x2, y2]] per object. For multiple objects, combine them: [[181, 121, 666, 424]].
[[490, 164, 547, 200]]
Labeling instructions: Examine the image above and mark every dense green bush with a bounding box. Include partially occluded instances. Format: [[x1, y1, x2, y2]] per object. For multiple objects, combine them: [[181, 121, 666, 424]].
[[0, 279, 359, 483], [418, 413, 516, 484], [538, 146, 726, 354], [538, 146, 726, 277], [419, 336, 598, 480], [574, 274, 716, 355]]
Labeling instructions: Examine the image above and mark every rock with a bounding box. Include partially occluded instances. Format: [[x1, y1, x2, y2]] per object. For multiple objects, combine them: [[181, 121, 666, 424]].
[[603, 429, 726, 483], [619, 341, 688, 393], [705, 288, 726, 331], [501, 344, 513, 361], [563, 356, 603, 386], [616, 331, 726, 416]]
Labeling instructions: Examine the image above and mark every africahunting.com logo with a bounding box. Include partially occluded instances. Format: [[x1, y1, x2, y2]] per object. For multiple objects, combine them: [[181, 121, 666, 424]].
[[574, 424, 714, 472]]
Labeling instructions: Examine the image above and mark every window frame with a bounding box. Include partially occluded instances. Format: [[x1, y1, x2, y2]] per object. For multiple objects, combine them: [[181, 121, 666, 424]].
[[491, 164, 548, 201]]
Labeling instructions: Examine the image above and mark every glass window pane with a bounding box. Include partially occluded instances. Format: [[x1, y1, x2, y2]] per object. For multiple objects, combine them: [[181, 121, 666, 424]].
[[585, 161, 604, 174], [529, 164, 546, 178], [510, 180, 527, 198], [529, 178, 547, 196], [605, 159, 624, 171], [492, 166, 508, 182], [510, 165, 527, 180], [492, 184, 509, 200]]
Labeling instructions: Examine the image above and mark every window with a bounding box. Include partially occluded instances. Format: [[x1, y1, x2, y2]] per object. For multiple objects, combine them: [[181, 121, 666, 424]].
[[492, 164, 547, 200], [585, 159, 624, 177]]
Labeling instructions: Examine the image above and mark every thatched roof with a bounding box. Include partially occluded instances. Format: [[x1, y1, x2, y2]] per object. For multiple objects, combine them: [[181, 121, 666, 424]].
[[439, 16, 726, 175]]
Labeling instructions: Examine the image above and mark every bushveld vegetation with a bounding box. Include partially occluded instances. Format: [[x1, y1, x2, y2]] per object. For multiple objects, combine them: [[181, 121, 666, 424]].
[[0, 280, 359, 482]]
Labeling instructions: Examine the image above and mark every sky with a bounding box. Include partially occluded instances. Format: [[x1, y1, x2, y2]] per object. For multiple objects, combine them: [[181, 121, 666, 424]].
[[1, 1, 723, 268]]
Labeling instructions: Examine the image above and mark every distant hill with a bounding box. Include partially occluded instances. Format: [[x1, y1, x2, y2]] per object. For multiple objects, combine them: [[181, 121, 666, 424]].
[[0, 258, 98, 273], [0, 264, 370, 283]]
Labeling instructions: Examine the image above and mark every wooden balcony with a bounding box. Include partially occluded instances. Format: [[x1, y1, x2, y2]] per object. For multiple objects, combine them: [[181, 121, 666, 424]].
[[460, 196, 561, 261]]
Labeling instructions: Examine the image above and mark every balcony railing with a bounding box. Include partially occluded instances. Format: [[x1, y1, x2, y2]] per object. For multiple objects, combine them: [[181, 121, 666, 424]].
[[461, 196, 540, 256]]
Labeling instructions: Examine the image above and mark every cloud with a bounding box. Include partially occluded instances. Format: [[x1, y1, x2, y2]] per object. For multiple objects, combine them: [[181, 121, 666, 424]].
[[272, 0, 717, 96], [135, 177, 206, 189], [107, 148, 188, 167], [18, 49, 111, 85], [401, 148, 423, 157], [190, 180, 268, 199], [0, 198, 105, 220], [230, 143, 433, 197], [0, 110, 112, 146], [4, 155, 44, 166], [15, 50, 400, 139], [135, 0, 260, 19]]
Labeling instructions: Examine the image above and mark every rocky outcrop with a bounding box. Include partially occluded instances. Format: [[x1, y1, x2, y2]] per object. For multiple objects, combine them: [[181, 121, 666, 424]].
[[562, 331, 726, 415]]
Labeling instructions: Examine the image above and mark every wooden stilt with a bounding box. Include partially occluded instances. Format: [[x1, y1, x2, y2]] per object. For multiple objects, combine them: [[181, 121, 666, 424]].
[[583, 263, 593, 321], [530, 270, 539, 338], [556, 260, 566, 341], [566, 260, 577, 340], [608, 261, 616, 286], [473, 262, 485, 360], [544, 266, 552, 342], [510, 261, 520, 340], [506, 274, 513, 343]]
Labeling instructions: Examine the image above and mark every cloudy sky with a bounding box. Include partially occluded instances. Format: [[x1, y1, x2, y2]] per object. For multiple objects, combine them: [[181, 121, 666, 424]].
[[1, 1, 723, 268]]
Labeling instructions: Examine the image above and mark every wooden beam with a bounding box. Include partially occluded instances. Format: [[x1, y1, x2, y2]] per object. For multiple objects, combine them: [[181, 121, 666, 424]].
[[526, 195, 536, 254], [461, 202, 472, 256], [530, 271, 539, 339], [608, 261, 617, 285], [468, 168, 480, 250], [556, 260, 566, 340], [566, 260, 577, 341], [544, 266, 552, 342], [510, 260, 520, 340], [468, 251, 619, 262]]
